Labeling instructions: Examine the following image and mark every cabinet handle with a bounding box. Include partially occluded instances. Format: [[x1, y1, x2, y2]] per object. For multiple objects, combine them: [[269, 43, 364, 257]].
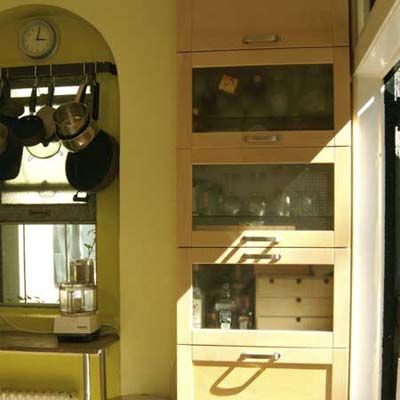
[[243, 34, 280, 44], [242, 254, 281, 262], [240, 352, 281, 361], [242, 236, 280, 243], [244, 134, 280, 143]]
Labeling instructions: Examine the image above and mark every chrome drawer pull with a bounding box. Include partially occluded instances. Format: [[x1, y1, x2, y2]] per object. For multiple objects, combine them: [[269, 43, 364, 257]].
[[241, 352, 281, 361], [242, 236, 280, 243], [244, 134, 280, 143], [243, 34, 281, 44], [242, 254, 281, 262]]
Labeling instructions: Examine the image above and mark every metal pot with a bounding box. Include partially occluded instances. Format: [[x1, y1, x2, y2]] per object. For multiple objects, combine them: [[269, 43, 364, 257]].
[[54, 82, 88, 135], [54, 82, 99, 152], [57, 116, 99, 153], [65, 130, 119, 192]]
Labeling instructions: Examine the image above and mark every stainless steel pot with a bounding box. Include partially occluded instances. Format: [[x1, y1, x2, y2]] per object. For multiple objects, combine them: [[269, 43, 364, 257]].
[[58, 117, 99, 153], [54, 82, 99, 152]]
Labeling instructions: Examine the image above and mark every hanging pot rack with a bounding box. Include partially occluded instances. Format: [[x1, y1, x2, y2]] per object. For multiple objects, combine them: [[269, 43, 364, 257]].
[[0, 61, 117, 80]]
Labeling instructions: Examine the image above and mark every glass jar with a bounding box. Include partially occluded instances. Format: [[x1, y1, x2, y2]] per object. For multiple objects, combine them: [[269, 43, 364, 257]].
[[59, 283, 97, 315]]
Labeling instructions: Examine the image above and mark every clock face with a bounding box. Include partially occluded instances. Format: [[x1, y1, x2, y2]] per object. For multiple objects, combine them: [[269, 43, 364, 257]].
[[19, 20, 58, 60]]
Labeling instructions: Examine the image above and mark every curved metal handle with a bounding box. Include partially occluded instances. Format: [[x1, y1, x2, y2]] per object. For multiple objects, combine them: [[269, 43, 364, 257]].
[[242, 253, 281, 262], [244, 134, 280, 143], [242, 236, 280, 243], [241, 352, 281, 361], [243, 34, 280, 44]]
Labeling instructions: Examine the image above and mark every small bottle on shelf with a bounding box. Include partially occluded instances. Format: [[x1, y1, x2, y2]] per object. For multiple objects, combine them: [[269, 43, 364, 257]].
[[192, 265, 204, 329], [215, 283, 237, 330]]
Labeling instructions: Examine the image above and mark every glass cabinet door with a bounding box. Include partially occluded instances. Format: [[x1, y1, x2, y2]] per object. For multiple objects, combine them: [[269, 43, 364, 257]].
[[177, 248, 350, 349], [192, 263, 334, 333], [193, 64, 334, 133], [193, 164, 334, 232], [177, 146, 350, 248], [177, 48, 350, 148]]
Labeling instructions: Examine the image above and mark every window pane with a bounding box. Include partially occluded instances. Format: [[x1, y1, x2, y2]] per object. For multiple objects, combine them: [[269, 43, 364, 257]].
[[0, 224, 25, 304], [0, 223, 96, 305]]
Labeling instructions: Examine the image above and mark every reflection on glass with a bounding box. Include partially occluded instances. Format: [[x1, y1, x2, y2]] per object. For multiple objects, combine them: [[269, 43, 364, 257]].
[[193, 64, 334, 133], [193, 264, 333, 332], [0, 223, 95, 305], [193, 164, 334, 230]]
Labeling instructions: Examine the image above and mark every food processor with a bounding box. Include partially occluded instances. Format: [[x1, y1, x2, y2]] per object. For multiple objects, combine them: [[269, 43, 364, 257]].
[[54, 259, 100, 339]]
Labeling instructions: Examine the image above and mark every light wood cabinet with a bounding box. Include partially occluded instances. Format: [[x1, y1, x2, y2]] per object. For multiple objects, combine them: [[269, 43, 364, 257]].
[[177, 2, 351, 398], [177, 247, 350, 349], [177, 0, 349, 52], [178, 345, 348, 400], [177, 147, 350, 248], [178, 47, 350, 149]]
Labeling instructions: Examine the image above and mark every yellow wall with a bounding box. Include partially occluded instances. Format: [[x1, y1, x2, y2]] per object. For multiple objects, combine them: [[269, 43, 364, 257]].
[[0, 1, 176, 398]]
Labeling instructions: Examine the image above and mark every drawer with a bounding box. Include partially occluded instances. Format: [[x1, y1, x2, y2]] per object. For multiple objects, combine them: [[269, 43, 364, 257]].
[[177, 345, 349, 400], [256, 297, 333, 317], [177, 0, 349, 52]]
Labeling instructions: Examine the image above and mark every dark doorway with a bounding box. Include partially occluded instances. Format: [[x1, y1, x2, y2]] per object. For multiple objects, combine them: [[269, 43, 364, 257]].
[[383, 63, 400, 399]]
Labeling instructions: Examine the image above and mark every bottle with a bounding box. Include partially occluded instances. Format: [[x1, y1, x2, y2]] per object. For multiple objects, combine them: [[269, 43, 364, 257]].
[[192, 265, 204, 329], [215, 283, 237, 330]]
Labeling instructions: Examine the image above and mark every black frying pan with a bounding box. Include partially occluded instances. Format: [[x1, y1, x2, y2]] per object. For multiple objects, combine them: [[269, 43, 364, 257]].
[[15, 84, 45, 147], [65, 130, 119, 192], [0, 126, 23, 180]]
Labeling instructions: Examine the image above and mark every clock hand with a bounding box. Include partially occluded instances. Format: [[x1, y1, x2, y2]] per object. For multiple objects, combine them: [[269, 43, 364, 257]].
[[35, 26, 47, 41]]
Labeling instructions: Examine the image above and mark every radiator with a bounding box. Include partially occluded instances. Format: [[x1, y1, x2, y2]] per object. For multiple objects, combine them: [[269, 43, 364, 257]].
[[0, 390, 78, 400]]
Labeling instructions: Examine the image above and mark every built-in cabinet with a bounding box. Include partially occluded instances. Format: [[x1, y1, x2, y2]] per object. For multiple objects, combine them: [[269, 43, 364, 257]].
[[178, 47, 351, 148], [176, 1, 351, 398], [177, 0, 349, 52]]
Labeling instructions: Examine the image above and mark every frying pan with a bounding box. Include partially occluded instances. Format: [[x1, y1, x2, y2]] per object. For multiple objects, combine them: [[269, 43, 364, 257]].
[[0, 127, 23, 180], [15, 84, 46, 147], [37, 80, 57, 142], [65, 130, 119, 192]]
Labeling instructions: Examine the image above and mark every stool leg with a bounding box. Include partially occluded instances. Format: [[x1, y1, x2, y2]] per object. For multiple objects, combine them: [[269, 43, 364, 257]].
[[83, 353, 91, 400], [99, 349, 107, 400]]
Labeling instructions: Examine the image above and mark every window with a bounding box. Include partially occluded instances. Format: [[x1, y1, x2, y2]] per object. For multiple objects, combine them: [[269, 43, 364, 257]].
[[0, 77, 96, 306]]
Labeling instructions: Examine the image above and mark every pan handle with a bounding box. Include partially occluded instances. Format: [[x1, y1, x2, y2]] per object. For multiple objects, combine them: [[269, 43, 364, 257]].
[[73, 191, 89, 203], [75, 82, 87, 104], [91, 75, 100, 121], [29, 84, 37, 115]]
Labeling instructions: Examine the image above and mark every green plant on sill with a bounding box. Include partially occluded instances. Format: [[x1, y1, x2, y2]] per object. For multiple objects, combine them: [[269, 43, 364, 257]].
[[83, 228, 96, 259]]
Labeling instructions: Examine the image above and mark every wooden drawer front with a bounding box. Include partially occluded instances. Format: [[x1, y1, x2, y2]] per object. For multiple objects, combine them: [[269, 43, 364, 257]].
[[177, 0, 348, 52], [177, 346, 348, 400], [256, 276, 333, 298], [256, 297, 333, 317], [192, 345, 332, 364], [178, 48, 350, 149], [257, 317, 333, 331], [192, 346, 332, 400]]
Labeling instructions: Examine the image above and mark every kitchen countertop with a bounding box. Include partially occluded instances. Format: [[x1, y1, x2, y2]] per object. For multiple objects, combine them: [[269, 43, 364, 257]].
[[0, 331, 119, 354]]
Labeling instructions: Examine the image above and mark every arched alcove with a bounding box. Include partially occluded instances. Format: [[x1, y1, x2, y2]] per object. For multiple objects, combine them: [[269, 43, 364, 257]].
[[0, 4, 121, 398], [0, 1, 176, 398]]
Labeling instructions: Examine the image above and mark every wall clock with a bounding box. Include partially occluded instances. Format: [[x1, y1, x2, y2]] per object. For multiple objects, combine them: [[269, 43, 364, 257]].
[[19, 20, 59, 60]]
